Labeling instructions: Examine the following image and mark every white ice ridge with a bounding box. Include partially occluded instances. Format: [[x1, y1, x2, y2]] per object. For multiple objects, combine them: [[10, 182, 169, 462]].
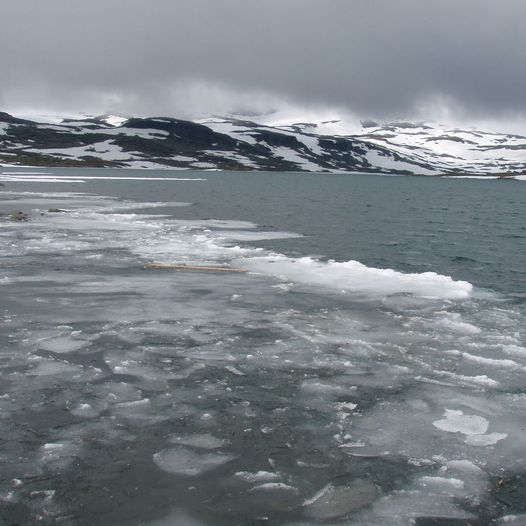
[[0, 174, 206, 182], [0, 176, 86, 183], [1, 172, 54, 175], [241, 255, 473, 299]]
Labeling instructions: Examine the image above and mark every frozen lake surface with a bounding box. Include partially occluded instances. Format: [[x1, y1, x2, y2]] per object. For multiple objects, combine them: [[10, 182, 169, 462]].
[[1, 168, 525, 525]]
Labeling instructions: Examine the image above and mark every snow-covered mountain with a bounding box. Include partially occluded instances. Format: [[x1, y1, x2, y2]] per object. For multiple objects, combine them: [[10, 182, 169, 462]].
[[1, 111, 524, 175]]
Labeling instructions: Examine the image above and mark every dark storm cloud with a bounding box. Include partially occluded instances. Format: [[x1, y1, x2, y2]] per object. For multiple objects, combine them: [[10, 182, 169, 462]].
[[1, 0, 525, 119]]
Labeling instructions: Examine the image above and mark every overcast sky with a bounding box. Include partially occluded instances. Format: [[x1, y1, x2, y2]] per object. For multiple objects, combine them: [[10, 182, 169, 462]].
[[1, 0, 525, 126]]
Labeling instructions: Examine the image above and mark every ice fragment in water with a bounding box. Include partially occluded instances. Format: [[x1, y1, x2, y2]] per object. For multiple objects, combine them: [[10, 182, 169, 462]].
[[168, 433, 226, 449], [418, 476, 465, 490], [248, 483, 298, 494], [433, 410, 489, 435], [143, 510, 208, 526], [38, 441, 80, 470], [225, 365, 245, 376], [303, 480, 379, 520], [28, 358, 81, 377], [497, 515, 526, 525], [153, 447, 236, 476], [70, 403, 99, 418], [336, 401, 358, 411], [39, 336, 88, 353], [465, 432, 507, 446], [234, 471, 280, 483]]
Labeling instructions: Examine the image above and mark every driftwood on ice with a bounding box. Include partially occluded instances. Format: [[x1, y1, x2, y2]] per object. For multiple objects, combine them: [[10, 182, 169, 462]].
[[145, 262, 247, 273]]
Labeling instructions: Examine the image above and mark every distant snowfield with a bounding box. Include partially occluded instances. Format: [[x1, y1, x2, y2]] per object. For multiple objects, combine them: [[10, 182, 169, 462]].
[[359, 122, 526, 173], [195, 116, 526, 175]]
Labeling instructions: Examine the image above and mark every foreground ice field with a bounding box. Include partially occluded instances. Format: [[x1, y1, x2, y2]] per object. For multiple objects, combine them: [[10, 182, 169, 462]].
[[1, 178, 526, 525]]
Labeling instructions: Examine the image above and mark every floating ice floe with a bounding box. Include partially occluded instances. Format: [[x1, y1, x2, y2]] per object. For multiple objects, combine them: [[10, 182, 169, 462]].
[[38, 336, 89, 354], [303, 480, 379, 520], [234, 471, 280, 483], [433, 409, 489, 435], [433, 409, 507, 446], [153, 447, 236, 476], [168, 433, 226, 450]]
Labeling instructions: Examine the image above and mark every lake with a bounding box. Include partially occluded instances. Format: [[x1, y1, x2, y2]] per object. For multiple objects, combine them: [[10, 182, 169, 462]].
[[1, 168, 525, 525]]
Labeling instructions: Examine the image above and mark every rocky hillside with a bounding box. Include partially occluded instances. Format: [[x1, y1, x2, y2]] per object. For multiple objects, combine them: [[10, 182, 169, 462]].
[[0, 112, 524, 175]]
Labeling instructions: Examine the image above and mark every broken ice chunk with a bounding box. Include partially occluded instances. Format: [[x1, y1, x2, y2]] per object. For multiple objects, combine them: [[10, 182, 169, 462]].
[[168, 433, 226, 450], [153, 447, 236, 476], [304, 480, 379, 520], [433, 409, 489, 435]]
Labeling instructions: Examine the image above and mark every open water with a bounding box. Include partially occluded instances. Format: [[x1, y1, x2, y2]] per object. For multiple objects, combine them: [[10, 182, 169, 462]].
[[0, 168, 525, 525]]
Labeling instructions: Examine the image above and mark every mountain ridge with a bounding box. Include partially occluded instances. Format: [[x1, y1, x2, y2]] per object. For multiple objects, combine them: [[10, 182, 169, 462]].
[[1, 112, 524, 175]]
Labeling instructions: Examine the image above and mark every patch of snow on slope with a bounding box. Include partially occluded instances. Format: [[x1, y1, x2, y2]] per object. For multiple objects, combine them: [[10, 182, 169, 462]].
[[27, 141, 137, 162], [202, 150, 259, 168], [198, 119, 260, 145], [294, 133, 324, 157], [170, 155, 196, 162], [123, 161, 190, 170], [271, 146, 323, 171], [366, 150, 436, 174], [191, 161, 217, 169], [102, 127, 170, 139]]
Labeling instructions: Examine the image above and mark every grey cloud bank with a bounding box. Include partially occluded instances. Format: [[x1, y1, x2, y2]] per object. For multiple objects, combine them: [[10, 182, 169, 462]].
[[1, 0, 525, 122]]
